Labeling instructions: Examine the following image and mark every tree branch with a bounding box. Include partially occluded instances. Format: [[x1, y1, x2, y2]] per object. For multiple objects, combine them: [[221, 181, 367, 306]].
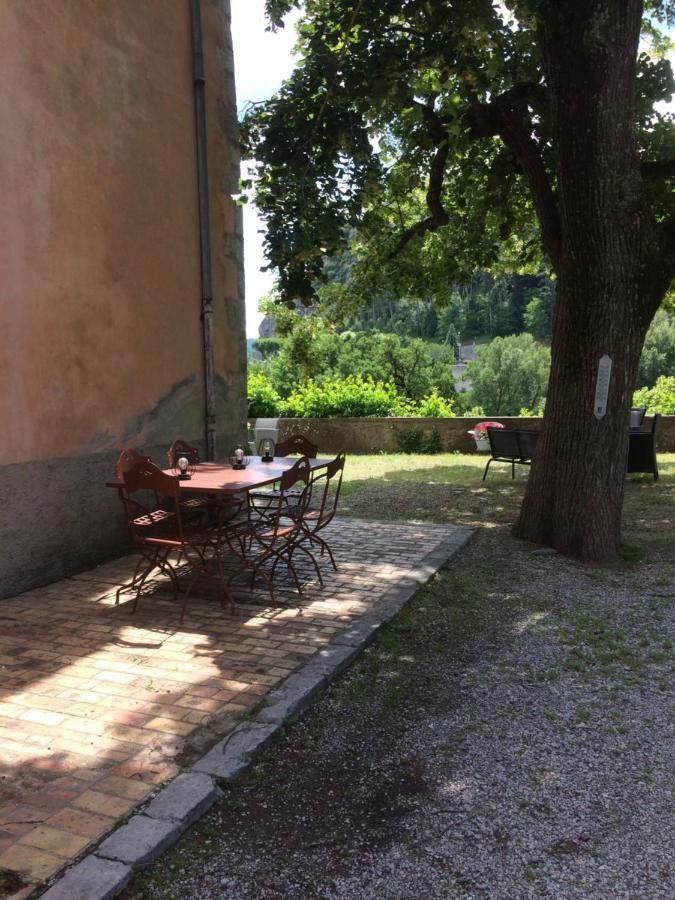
[[660, 213, 675, 273], [465, 86, 562, 269], [387, 139, 450, 257], [385, 82, 557, 265]]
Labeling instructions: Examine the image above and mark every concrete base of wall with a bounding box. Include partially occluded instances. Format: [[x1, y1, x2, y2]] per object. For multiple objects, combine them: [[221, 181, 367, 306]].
[[0, 433, 236, 601], [277, 416, 675, 455]]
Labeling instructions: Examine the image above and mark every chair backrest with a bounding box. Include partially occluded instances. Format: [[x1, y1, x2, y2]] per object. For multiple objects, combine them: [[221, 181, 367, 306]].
[[308, 451, 346, 530], [278, 455, 312, 497], [629, 407, 646, 430], [275, 434, 318, 458], [516, 429, 539, 460], [487, 427, 520, 459], [116, 447, 151, 478], [122, 455, 178, 498], [262, 456, 312, 538], [650, 413, 661, 437], [116, 450, 184, 541], [167, 439, 200, 468]]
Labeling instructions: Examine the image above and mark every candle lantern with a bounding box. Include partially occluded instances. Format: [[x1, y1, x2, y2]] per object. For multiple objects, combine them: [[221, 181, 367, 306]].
[[258, 438, 275, 463], [229, 444, 250, 470], [167, 440, 198, 480]]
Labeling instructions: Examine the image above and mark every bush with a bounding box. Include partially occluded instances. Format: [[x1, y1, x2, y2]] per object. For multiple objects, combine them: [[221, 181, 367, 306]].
[[279, 376, 406, 418], [413, 391, 455, 417], [637, 309, 675, 388], [247, 372, 281, 418], [395, 428, 443, 453], [464, 333, 550, 415], [633, 375, 675, 414]]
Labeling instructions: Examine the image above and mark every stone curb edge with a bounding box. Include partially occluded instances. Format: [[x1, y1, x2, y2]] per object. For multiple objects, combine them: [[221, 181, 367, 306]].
[[39, 525, 474, 899]]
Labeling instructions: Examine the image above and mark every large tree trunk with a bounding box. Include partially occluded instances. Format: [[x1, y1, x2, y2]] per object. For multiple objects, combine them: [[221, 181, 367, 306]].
[[514, 0, 669, 559]]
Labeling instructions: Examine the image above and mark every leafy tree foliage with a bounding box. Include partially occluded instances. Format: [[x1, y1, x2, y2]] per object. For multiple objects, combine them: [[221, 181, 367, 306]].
[[244, 0, 675, 559], [254, 300, 457, 401], [633, 375, 675, 413], [244, 1, 673, 306], [247, 371, 282, 417], [463, 333, 551, 415], [637, 308, 675, 387], [252, 337, 283, 359]]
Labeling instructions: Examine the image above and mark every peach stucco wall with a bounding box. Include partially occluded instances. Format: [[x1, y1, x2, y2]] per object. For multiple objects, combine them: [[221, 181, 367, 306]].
[[0, 0, 245, 466]]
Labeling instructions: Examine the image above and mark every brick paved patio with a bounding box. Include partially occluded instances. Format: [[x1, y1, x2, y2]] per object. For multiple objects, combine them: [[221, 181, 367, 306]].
[[0, 519, 460, 895]]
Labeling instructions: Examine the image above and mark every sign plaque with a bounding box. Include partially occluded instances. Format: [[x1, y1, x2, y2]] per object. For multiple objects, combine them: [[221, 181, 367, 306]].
[[594, 355, 612, 419]]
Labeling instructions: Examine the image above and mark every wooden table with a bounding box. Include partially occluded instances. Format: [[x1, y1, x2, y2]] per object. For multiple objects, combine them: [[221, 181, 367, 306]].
[[107, 456, 331, 494]]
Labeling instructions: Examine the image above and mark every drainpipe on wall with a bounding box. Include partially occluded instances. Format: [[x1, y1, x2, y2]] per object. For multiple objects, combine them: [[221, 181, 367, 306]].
[[190, 0, 217, 460]]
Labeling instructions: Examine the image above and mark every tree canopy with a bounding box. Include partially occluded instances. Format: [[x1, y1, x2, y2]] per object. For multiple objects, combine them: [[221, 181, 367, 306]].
[[242, 0, 675, 307], [242, 0, 675, 560]]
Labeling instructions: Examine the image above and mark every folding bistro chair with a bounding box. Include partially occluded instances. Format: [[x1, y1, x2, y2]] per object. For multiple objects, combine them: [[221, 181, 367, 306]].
[[248, 433, 319, 516], [224, 456, 315, 606], [116, 450, 239, 623], [289, 450, 346, 575]]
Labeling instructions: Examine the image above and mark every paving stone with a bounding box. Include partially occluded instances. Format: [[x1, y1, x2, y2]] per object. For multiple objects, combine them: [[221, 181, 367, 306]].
[[40, 855, 132, 900], [95, 815, 177, 866], [192, 723, 279, 780], [257, 667, 333, 725], [143, 773, 221, 826], [330, 614, 388, 648], [0, 518, 469, 887]]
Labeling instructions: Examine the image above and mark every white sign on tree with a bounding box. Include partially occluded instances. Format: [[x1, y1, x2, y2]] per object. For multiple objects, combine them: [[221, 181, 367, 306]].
[[594, 355, 612, 419]]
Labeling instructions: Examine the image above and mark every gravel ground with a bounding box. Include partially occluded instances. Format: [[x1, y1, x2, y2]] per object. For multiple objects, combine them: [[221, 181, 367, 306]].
[[126, 525, 675, 900]]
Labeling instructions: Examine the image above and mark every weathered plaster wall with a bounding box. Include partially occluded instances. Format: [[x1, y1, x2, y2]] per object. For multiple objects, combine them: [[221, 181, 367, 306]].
[[0, 0, 245, 598]]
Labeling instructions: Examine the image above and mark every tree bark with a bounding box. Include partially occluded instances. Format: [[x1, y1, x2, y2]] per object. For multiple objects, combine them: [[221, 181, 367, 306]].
[[514, 0, 671, 559]]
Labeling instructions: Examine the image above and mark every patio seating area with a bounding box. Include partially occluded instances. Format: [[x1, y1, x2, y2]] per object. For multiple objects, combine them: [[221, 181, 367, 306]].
[[0, 517, 458, 892]]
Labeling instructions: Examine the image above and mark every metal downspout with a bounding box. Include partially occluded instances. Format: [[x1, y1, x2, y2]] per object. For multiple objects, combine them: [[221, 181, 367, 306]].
[[190, 0, 217, 460]]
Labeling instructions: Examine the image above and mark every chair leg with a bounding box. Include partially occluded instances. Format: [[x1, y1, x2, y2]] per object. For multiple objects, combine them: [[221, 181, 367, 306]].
[[292, 542, 324, 585], [280, 550, 304, 595], [309, 533, 338, 572], [512, 460, 515, 479], [116, 555, 148, 605], [178, 578, 196, 625], [482, 458, 492, 481]]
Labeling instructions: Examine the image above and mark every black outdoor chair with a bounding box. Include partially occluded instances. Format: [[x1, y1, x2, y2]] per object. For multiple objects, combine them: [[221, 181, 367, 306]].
[[483, 427, 539, 480], [516, 429, 540, 463], [627, 414, 660, 480], [629, 407, 646, 431]]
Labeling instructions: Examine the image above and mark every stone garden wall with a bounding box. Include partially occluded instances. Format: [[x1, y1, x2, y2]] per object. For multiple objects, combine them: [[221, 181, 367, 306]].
[[276, 416, 675, 454]]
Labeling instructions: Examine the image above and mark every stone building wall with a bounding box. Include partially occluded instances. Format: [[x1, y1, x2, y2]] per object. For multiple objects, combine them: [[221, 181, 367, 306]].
[[0, 0, 246, 598]]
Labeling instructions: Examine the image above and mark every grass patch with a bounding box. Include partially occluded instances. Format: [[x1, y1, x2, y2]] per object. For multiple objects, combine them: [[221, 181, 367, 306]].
[[618, 542, 647, 564], [338, 452, 675, 536]]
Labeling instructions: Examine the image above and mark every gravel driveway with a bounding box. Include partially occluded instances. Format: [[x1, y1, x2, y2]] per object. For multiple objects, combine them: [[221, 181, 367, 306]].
[[126, 525, 674, 900]]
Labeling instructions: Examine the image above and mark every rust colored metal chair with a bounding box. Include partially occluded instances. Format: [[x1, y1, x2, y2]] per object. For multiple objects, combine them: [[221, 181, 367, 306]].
[[224, 457, 315, 606], [116, 450, 239, 623], [292, 450, 346, 574], [248, 434, 319, 514], [273, 434, 318, 458]]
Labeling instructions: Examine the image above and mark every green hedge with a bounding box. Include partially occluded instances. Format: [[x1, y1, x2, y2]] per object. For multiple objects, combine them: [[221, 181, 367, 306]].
[[633, 376, 675, 415], [247, 373, 455, 418], [247, 372, 281, 418]]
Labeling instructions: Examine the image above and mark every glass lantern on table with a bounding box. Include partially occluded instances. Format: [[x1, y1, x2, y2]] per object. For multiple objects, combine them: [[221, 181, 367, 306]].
[[229, 444, 250, 470], [258, 438, 275, 463]]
